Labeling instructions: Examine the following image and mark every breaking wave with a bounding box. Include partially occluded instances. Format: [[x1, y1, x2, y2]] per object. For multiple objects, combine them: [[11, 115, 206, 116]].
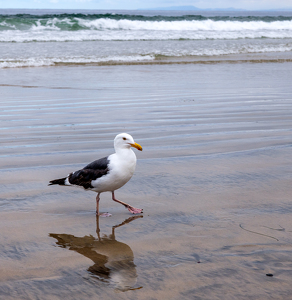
[[1, 13, 292, 42]]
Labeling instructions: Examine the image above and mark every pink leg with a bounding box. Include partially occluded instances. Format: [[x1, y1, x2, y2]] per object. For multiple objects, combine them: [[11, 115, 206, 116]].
[[112, 191, 143, 214], [96, 193, 111, 217], [96, 193, 100, 215]]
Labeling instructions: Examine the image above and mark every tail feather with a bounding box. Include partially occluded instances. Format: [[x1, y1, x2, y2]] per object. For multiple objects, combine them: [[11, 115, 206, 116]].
[[49, 177, 67, 186]]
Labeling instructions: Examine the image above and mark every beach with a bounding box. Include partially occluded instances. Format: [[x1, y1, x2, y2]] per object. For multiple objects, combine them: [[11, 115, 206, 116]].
[[1, 60, 292, 299]]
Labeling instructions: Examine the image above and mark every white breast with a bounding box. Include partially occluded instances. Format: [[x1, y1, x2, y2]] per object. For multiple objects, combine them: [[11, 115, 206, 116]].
[[91, 148, 137, 193]]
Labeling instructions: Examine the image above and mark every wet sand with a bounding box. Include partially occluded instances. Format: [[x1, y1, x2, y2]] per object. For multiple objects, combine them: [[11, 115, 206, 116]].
[[1, 62, 292, 299]]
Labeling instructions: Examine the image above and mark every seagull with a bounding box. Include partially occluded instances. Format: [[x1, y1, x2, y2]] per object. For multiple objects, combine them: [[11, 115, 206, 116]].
[[49, 133, 143, 216]]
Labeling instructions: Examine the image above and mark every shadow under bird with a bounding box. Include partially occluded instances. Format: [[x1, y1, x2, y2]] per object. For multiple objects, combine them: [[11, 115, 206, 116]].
[[49, 133, 143, 216]]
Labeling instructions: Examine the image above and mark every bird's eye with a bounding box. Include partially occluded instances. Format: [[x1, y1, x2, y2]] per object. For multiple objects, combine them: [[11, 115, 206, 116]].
[[123, 137, 126, 140]]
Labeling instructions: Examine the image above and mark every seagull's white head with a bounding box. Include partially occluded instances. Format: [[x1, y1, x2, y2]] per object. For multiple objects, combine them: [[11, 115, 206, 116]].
[[114, 133, 143, 152]]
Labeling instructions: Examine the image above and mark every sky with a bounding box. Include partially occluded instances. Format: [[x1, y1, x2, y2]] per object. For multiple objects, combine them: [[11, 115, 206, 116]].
[[0, 0, 292, 11]]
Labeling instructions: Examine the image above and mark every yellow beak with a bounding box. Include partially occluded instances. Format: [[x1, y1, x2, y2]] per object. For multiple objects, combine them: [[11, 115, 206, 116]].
[[130, 142, 143, 151]]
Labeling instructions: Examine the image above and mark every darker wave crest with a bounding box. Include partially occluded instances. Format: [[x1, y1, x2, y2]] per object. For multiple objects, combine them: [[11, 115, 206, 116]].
[[1, 13, 292, 22]]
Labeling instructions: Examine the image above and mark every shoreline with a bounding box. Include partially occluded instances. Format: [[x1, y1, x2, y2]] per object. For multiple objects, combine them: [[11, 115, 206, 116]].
[[2, 52, 292, 69]]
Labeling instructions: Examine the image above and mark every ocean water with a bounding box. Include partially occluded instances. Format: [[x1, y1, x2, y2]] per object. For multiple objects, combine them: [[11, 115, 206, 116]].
[[1, 9, 292, 68]]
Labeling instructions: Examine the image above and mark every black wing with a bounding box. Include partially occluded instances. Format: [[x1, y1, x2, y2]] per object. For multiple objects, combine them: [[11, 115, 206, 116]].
[[83, 156, 109, 170], [68, 156, 110, 189]]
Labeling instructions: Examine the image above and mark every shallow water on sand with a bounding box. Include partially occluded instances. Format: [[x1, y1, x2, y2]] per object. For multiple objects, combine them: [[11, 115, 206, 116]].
[[1, 63, 292, 299]]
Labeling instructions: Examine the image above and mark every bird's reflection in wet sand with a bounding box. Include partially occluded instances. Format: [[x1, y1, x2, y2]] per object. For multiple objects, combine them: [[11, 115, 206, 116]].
[[49, 215, 143, 291]]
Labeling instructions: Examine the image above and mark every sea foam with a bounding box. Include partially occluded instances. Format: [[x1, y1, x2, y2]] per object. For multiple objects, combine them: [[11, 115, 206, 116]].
[[0, 55, 155, 68], [76, 18, 292, 31]]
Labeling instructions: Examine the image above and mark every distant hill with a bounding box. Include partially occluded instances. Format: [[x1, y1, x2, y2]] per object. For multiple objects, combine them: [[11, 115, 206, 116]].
[[141, 6, 246, 11], [148, 6, 200, 10]]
